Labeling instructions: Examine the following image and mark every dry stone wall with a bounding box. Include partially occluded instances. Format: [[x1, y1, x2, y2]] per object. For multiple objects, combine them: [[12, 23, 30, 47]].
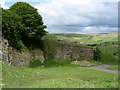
[[45, 42, 96, 60]]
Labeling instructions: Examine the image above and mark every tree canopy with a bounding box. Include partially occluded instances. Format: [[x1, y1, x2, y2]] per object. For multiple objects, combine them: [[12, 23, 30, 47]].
[[9, 2, 47, 39], [2, 2, 47, 50], [2, 9, 25, 48]]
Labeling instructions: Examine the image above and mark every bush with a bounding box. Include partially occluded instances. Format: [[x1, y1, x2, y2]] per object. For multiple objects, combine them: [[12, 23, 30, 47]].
[[42, 39, 56, 59], [43, 59, 59, 67], [95, 47, 101, 61], [29, 59, 43, 68], [16, 40, 27, 50], [100, 52, 118, 65]]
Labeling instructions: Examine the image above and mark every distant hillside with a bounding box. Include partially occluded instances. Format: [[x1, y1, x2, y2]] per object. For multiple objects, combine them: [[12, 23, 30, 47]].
[[44, 33, 118, 45], [44, 33, 118, 64]]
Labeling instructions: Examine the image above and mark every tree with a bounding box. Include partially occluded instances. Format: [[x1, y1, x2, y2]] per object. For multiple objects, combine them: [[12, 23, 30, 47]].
[[2, 2, 47, 50], [2, 9, 25, 49], [9, 2, 47, 40], [0, 8, 2, 25], [0, 8, 2, 35]]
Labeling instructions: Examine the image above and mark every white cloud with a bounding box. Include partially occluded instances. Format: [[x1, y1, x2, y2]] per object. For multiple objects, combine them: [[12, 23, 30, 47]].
[[46, 25, 117, 34], [84, 26, 93, 30], [81, 26, 118, 34], [0, 0, 118, 33], [35, 0, 117, 25], [34, 0, 117, 33], [0, 1, 9, 9]]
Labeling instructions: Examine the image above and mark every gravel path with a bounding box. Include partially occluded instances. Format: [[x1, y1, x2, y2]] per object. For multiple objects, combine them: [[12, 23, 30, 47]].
[[86, 64, 119, 74]]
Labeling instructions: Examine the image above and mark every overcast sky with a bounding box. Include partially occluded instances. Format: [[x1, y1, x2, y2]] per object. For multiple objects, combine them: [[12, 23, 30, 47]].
[[0, 0, 118, 34]]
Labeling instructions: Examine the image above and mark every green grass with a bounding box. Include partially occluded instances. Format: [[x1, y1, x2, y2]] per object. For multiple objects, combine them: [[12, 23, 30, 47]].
[[98, 45, 118, 58], [97, 45, 118, 65], [43, 58, 102, 68], [106, 66, 119, 71], [99, 52, 118, 65], [98, 45, 118, 54], [45, 33, 118, 44], [0, 62, 2, 90], [29, 59, 43, 68], [2, 60, 118, 88], [44, 33, 118, 65], [2, 33, 118, 88]]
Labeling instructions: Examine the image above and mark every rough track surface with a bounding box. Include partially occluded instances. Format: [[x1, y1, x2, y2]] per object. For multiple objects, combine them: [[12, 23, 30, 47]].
[[86, 64, 119, 74]]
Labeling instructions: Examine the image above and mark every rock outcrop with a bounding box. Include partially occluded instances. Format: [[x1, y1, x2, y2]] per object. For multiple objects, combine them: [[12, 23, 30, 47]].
[[1, 39, 96, 67], [2, 39, 44, 67]]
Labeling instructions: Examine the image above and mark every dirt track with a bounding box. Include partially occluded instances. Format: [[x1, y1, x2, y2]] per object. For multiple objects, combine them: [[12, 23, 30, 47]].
[[86, 64, 119, 74]]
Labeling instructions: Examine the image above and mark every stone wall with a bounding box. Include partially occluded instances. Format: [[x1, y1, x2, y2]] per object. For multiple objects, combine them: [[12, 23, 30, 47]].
[[45, 42, 96, 60], [2, 39, 44, 67], [1, 38, 96, 67]]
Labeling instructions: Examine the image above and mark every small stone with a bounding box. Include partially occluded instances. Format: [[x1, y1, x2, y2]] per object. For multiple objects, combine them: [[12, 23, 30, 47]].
[[0, 79, 4, 81], [0, 84, 4, 87], [37, 72, 40, 75], [41, 65, 44, 68]]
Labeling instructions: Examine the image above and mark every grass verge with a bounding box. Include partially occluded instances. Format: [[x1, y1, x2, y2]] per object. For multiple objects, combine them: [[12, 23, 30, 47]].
[[2, 60, 118, 88], [106, 66, 119, 71]]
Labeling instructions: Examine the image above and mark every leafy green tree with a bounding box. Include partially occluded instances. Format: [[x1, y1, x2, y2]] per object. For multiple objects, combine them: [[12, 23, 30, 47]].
[[0, 8, 2, 24], [2, 2, 47, 50], [0, 8, 2, 34], [2, 9, 25, 49], [9, 2, 47, 40]]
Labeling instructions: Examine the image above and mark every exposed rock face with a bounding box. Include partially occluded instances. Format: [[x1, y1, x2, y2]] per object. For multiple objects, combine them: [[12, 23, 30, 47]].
[[45, 42, 96, 60], [2, 39, 96, 67], [2, 39, 44, 67]]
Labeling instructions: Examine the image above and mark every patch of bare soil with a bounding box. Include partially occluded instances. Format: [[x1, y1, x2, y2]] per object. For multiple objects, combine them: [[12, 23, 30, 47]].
[[71, 60, 95, 66]]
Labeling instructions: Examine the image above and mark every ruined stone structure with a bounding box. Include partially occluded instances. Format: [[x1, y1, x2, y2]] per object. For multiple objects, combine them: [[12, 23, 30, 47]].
[[54, 43, 95, 59], [45, 42, 96, 60], [1, 39, 96, 67], [2, 39, 44, 67]]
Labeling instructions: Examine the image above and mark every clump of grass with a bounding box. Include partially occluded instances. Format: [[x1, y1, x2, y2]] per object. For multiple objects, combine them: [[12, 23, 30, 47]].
[[29, 59, 43, 68], [2, 61, 118, 88], [106, 66, 119, 71], [28, 58, 99, 68], [2, 61, 42, 88], [99, 52, 118, 65], [43, 59, 60, 67], [42, 58, 101, 68]]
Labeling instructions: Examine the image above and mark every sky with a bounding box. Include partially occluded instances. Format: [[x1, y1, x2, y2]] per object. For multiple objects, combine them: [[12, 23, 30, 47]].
[[0, 0, 118, 34]]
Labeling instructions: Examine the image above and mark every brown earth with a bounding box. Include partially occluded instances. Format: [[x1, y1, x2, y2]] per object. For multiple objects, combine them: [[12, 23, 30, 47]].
[[71, 60, 95, 66]]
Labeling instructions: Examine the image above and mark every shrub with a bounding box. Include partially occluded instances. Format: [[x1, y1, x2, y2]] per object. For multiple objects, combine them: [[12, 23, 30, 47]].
[[95, 47, 101, 61], [43, 59, 59, 67], [42, 38, 56, 59], [100, 52, 118, 65], [29, 59, 43, 68]]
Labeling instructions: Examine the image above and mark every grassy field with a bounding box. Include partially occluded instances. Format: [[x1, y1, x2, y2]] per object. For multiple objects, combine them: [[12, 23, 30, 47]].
[[98, 45, 118, 65], [106, 65, 119, 71], [2, 33, 118, 88], [2, 60, 118, 88], [44, 33, 118, 44]]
